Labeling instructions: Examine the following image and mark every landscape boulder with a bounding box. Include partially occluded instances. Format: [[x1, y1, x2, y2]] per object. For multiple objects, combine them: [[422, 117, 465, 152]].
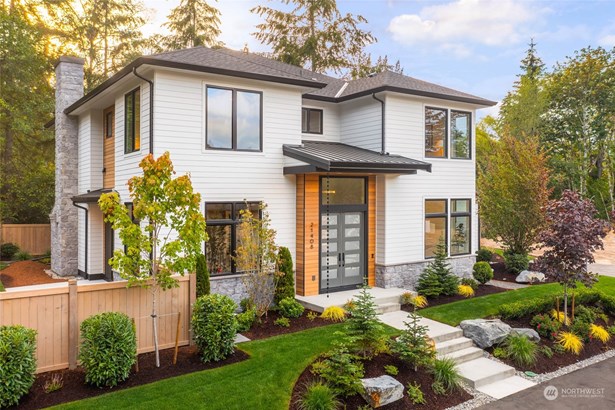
[[360, 375, 404, 408], [511, 328, 541, 342], [460, 319, 512, 348], [516, 270, 546, 283]]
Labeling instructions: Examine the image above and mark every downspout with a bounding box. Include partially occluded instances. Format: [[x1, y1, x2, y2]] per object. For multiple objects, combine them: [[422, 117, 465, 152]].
[[72, 202, 88, 278], [372, 93, 386, 155], [132, 67, 154, 155]]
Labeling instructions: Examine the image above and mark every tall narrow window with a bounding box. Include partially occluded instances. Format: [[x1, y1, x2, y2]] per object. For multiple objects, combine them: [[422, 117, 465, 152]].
[[451, 111, 471, 159], [451, 199, 471, 255], [425, 199, 447, 258], [425, 107, 447, 158], [124, 88, 140, 153], [206, 86, 262, 151], [302, 108, 323, 134]]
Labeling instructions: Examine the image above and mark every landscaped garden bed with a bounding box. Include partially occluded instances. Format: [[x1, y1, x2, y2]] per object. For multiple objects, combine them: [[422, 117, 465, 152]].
[[242, 309, 333, 340], [0, 260, 65, 288], [12, 346, 249, 410], [402, 283, 509, 311]]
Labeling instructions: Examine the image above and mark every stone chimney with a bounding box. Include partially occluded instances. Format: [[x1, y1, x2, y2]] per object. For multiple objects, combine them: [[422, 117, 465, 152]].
[[50, 56, 84, 277]]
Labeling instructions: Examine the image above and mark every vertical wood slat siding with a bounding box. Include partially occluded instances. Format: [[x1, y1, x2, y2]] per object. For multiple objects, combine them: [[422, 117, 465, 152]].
[[368, 176, 376, 287], [295, 175, 305, 296], [0, 224, 51, 255], [103, 106, 115, 189], [0, 275, 193, 373], [303, 175, 320, 296]]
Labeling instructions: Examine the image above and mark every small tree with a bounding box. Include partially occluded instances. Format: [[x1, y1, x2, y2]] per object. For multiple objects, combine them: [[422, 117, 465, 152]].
[[195, 253, 210, 297], [99, 152, 207, 367], [274, 246, 295, 305], [392, 312, 435, 371], [344, 285, 388, 359], [417, 239, 458, 297], [535, 190, 609, 320], [235, 203, 279, 319]]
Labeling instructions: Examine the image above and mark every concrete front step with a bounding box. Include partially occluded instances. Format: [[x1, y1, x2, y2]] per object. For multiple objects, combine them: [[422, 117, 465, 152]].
[[374, 302, 401, 314], [438, 346, 484, 364], [435, 337, 474, 355], [477, 375, 537, 399], [296, 287, 409, 313], [456, 358, 516, 388]]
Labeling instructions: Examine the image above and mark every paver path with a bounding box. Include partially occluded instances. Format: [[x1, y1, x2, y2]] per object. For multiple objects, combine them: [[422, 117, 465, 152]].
[[479, 357, 615, 409]]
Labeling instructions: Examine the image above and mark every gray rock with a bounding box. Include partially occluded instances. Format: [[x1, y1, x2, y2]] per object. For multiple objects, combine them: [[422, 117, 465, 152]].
[[460, 319, 512, 348], [360, 375, 404, 408], [516, 270, 546, 283], [511, 328, 541, 342]]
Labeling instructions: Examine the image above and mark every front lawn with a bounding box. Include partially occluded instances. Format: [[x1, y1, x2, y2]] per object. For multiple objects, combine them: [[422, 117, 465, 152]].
[[420, 276, 615, 326]]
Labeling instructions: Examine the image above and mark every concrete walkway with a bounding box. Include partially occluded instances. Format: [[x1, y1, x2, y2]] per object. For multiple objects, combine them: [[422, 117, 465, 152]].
[[479, 357, 615, 410], [589, 263, 615, 278], [488, 280, 530, 290]]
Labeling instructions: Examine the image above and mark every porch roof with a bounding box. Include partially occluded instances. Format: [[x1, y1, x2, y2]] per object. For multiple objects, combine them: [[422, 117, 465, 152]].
[[71, 189, 114, 203], [282, 141, 432, 175]]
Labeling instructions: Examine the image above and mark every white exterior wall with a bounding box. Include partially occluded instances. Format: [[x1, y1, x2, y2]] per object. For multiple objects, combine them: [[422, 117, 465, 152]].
[[378, 93, 479, 266], [150, 69, 301, 259], [301, 99, 340, 142], [340, 96, 382, 151]]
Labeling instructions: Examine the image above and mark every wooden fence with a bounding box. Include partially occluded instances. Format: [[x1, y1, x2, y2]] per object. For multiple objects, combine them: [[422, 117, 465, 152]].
[[0, 224, 51, 255], [0, 275, 196, 373]]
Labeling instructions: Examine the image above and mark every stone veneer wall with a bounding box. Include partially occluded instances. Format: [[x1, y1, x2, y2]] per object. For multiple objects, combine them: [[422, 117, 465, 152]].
[[50, 56, 84, 277], [375, 255, 476, 290], [210, 275, 248, 306]]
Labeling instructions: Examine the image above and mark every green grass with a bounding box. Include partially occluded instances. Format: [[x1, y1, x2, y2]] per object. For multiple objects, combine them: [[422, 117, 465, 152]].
[[55, 324, 398, 410], [420, 276, 615, 326], [0, 263, 6, 291]]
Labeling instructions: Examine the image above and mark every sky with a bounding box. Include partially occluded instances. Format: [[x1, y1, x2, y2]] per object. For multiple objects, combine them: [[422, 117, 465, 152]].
[[141, 0, 615, 116]]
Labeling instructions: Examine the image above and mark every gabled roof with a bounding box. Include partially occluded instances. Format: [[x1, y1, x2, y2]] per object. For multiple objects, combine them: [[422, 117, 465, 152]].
[[283, 140, 432, 175]]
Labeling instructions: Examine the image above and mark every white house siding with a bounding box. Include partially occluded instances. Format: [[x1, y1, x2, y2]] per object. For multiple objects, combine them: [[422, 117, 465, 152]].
[[340, 96, 382, 151], [152, 69, 302, 270], [301, 99, 340, 142]]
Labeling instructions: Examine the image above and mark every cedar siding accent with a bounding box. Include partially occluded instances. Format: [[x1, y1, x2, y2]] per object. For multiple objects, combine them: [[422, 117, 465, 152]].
[[103, 106, 115, 188]]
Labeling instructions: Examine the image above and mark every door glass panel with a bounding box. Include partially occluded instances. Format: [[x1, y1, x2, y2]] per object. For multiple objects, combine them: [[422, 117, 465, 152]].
[[345, 240, 360, 251], [344, 213, 361, 224], [321, 268, 337, 279], [345, 227, 360, 238], [321, 214, 338, 225], [345, 253, 360, 264], [321, 242, 338, 253], [345, 266, 360, 277], [322, 177, 365, 205], [322, 256, 337, 266], [322, 229, 337, 239]]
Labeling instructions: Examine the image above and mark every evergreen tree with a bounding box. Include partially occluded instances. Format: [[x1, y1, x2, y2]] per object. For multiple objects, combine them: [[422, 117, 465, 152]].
[[347, 52, 403, 79], [195, 253, 210, 297], [391, 311, 435, 371], [251, 0, 375, 75], [344, 286, 387, 359], [162, 0, 222, 50], [417, 239, 458, 297], [274, 246, 295, 305]]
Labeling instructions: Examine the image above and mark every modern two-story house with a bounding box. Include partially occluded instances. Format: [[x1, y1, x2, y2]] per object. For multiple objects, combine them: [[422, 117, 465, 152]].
[[50, 47, 496, 303]]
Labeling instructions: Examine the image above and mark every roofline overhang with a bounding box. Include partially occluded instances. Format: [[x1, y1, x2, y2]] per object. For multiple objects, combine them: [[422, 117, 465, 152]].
[[303, 85, 497, 107], [64, 57, 329, 115], [71, 189, 114, 203], [283, 165, 418, 175]]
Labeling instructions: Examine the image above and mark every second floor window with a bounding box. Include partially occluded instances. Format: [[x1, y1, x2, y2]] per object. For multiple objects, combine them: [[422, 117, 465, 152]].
[[425, 107, 447, 158], [302, 108, 323, 134], [425, 107, 472, 159], [206, 86, 262, 151], [124, 88, 140, 153]]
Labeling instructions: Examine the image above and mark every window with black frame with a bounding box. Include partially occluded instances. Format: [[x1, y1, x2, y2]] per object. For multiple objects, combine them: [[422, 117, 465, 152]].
[[205, 202, 260, 275], [451, 111, 471, 159], [302, 108, 323, 134], [424, 199, 447, 258], [451, 199, 471, 255], [124, 88, 140, 153]]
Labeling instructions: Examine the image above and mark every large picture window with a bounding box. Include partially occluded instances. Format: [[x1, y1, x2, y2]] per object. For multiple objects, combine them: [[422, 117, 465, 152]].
[[206, 86, 262, 151], [425, 107, 447, 158], [424, 199, 447, 258], [451, 199, 471, 255], [124, 88, 140, 153], [205, 202, 260, 275], [424, 199, 472, 258], [451, 111, 471, 159]]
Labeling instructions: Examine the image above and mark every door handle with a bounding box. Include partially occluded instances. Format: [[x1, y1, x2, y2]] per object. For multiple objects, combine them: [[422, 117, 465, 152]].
[[338, 253, 342, 266], [341, 253, 345, 267]]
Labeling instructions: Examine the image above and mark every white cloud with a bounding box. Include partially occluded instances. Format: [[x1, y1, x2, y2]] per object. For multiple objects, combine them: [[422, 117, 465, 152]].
[[599, 34, 615, 47], [388, 0, 549, 56]]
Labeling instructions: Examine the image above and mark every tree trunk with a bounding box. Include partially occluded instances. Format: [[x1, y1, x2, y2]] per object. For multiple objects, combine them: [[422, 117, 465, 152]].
[[563, 283, 568, 325], [152, 289, 160, 367]]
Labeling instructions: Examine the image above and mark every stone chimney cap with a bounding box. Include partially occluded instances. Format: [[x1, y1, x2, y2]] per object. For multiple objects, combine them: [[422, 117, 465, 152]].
[[54, 56, 85, 69]]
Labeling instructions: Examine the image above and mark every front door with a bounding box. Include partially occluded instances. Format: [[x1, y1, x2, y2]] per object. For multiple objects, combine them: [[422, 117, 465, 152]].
[[104, 221, 114, 281], [319, 177, 367, 292]]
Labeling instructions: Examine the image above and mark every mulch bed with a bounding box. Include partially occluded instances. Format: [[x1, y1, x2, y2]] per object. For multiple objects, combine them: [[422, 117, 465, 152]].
[[290, 353, 472, 410], [491, 316, 615, 374], [0, 261, 66, 288], [13, 345, 249, 409], [242, 309, 332, 341], [490, 261, 556, 284], [402, 284, 510, 311]]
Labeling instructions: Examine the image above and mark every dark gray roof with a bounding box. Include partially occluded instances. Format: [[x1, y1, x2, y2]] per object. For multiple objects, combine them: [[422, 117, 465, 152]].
[[283, 140, 431, 175], [72, 189, 113, 203]]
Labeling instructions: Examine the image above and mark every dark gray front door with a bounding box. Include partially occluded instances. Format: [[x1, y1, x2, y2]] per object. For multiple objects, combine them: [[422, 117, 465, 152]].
[[320, 211, 365, 291], [104, 221, 114, 281]]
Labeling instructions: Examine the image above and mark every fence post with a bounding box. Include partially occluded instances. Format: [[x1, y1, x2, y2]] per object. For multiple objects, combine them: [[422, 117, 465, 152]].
[[68, 279, 78, 369], [189, 273, 196, 345]]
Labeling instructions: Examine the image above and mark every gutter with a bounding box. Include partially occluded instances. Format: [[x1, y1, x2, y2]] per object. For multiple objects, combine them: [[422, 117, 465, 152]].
[[372, 93, 386, 155], [72, 202, 88, 277], [132, 67, 154, 155]]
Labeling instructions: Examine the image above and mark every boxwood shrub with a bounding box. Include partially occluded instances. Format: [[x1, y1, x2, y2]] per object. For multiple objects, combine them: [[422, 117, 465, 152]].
[[476, 247, 493, 263], [278, 297, 305, 318], [0, 325, 37, 407], [79, 312, 136, 387], [472, 262, 494, 284], [192, 293, 237, 362], [498, 296, 555, 319]]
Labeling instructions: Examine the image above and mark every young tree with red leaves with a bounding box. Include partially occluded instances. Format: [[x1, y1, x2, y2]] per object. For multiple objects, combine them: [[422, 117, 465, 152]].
[[536, 190, 610, 319]]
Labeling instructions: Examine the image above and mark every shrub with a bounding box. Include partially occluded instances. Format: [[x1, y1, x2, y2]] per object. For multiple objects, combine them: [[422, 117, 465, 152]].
[[44, 374, 63, 393], [321, 306, 346, 322], [552, 342, 566, 354], [192, 294, 237, 362], [0, 280, 4, 292], [530, 314, 561, 340], [278, 297, 305, 318], [311, 345, 364, 397], [498, 297, 554, 320], [195, 254, 210, 297], [0, 243, 19, 260], [457, 284, 475, 298], [240, 297, 255, 313], [384, 365, 398, 376], [344, 286, 388, 358], [392, 312, 435, 371], [503, 333, 537, 367], [540, 345, 554, 359], [551, 309, 570, 325], [574, 305, 596, 324], [569, 317, 590, 342], [557, 332, 584, 355], [417, 238, 458, 297], [406, 382, 426, 405], [307, 311, 318, 322], [431, 381, 446, 395], [430, 357, 462, 392], [476, 247, 493, 262], [274, 317, 290, 327], [0, 325, 37, 407], [296, 381, 340, 410], [401, 293, 428, 309], [504, 251, 529, 274], [236, 308, 256, 333], [275, 246, 295, 306], [461, 277, 479, 291], [589, 324, 610, 343], [472, 262, 494, 284], [492, 346, 507, 359], [608, 326, 615, 336], [79, 312, 136, 387], [14, 250, 31, 261]]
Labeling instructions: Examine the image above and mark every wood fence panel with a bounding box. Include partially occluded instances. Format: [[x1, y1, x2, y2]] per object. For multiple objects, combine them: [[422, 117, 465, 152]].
[[1, 224, 51, 255]]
